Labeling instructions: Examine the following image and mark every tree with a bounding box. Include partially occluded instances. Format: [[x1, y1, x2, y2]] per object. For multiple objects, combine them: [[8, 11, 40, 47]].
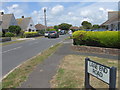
[[58, 23, 72, 30], [8, 25, 21, 35], [54, 25, 59, 30], [81, 21, 92, 29], [92, 24, 100, 29]]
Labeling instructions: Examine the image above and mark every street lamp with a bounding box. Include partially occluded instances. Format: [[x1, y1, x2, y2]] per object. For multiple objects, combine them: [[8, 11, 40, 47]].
[[44, 8, 47, 31]]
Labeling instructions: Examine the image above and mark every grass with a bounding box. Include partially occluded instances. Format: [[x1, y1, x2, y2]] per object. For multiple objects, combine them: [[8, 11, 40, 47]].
[[2, 40, 25, 46], [2, 43, 62, 88], [50, 55, 118, 88]]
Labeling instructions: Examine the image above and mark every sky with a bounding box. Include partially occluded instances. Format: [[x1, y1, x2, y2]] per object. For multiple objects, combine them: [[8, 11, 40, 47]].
[[0, 1, 119, 26]]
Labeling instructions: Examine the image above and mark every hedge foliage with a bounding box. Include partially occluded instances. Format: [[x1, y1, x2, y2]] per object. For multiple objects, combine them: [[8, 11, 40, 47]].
[[72, 31, 119, 48], [24, 32, 39, 38], [5, 32, 15, 37]]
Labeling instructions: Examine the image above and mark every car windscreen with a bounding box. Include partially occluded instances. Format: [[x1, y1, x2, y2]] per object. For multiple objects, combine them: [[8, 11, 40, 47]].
[[49, 31, 56, 33]]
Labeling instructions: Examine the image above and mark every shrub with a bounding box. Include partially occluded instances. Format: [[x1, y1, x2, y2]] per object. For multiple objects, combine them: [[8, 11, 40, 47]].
[[8, 25, 21, 35], [37, 29, 45, 35], [24, 32, 39, 38], [72, 31, 119, 48], [5, 32, 15, 37], [0, 32, 2, 37]]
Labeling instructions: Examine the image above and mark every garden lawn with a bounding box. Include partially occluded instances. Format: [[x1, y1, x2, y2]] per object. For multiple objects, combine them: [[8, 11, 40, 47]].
[[50, 55, 118, 88]]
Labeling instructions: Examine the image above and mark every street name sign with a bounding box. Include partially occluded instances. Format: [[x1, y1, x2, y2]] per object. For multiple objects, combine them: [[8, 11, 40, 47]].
[[85, 58, 117, 89]]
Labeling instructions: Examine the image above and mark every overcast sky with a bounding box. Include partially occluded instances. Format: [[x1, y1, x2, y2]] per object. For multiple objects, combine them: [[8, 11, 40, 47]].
[[1, 1, 119, 26]]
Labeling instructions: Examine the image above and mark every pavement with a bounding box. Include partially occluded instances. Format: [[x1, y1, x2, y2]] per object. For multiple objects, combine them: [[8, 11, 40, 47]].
[[20, 39, 118, 88], [2, 35, 68, 79]]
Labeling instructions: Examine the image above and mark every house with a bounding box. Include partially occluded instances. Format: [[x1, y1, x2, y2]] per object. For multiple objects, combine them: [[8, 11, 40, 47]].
[[17, 16, 36, 32], [0, 12, 18, 33], [102, 11, 120, 31], [70, 26, 80, 30], [35, 24, 46, 31], [47, 26, 54, 29]]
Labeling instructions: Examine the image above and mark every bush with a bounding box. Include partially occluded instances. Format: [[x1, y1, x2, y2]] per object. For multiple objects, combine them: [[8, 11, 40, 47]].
[[72, 31, 119, 48], [0, 32, 2, 37], [48, 29, 58, 32], [37, 29, 45, 35], [24, 32, 39, 38], [5, 32, 15, 37]]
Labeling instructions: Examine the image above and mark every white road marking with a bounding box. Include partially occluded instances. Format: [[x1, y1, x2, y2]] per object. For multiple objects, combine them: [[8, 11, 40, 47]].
[[2, 46, 22, 54]]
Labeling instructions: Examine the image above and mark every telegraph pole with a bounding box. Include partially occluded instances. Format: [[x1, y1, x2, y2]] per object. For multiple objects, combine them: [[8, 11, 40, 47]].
[[44, 8, 47, 31]]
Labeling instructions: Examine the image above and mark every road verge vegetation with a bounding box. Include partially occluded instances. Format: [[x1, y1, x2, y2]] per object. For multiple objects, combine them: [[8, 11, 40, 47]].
[[50, 55, 118, 88], [2, 43, 62, 88]]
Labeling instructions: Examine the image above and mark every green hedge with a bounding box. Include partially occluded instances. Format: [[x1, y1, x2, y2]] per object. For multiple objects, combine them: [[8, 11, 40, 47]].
[[72, 31, 119, 49], [24, 32, 39, 38], [5, 32, 15, 37]]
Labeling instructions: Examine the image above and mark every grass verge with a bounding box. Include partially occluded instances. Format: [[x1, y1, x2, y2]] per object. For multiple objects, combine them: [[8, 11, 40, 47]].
[[50, 55, 118, 88], [2, 40, 25, 46], [2, 43, 62, 88]]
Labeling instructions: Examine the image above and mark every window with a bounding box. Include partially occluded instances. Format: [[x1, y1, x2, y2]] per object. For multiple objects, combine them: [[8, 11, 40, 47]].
[[30, 24, 32, 26]]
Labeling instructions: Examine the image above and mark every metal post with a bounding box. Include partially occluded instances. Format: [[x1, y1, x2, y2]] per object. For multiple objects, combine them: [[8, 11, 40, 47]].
[[85, 58, 91, 88], [109, 67, 117, 89], [44, 8, 47, 32]]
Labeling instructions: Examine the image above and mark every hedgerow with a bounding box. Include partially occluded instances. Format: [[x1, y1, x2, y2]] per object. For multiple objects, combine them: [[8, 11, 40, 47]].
[[72, 31, 119, 48], [24, 32, 39, 38]]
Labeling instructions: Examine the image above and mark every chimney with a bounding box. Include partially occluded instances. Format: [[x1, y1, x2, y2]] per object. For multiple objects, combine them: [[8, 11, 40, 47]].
[[22, 16, 24, 18], [0, 12, 4, 15]]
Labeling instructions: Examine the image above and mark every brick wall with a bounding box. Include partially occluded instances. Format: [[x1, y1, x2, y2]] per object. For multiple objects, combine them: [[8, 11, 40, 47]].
[[72, 45, 119, 55]]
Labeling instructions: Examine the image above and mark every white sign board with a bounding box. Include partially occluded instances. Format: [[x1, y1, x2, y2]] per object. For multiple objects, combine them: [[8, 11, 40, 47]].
[[87, 60, 110, 84]]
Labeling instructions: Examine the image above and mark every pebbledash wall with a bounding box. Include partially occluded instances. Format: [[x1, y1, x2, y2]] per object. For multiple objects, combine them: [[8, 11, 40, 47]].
[[72, 45, 119, 55]]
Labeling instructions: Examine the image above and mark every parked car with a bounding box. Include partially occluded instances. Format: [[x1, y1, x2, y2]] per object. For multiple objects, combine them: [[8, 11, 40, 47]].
[[48, 31, 59, 38], [44, 31, 49, 37], [59, 30, 65, 35]]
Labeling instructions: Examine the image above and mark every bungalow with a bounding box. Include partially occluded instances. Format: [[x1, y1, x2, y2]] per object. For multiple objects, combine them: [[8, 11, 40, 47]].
[[35, 24, 46, 31], [0, 12, 18, 33], [17, 16, 36, 32], [102, 11, 120, 31]]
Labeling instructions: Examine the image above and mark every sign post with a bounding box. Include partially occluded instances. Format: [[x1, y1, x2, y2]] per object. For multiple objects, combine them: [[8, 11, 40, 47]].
[[85, 58, 117, 89]]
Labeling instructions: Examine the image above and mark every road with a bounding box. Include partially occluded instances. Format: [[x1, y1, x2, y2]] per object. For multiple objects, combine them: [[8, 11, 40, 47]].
[[2, 35, 68, 79]]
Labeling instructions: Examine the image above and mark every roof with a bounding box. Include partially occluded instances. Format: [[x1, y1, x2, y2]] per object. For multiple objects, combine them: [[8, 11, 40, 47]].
[[102, 11, 120, 25], [70, 26, 79, 30], [102, 16, 119, 25], [16, 17, 31, 30], [47, 26, 54, 29], [35, 24, 46, 30], [0, 14, 14, 29]]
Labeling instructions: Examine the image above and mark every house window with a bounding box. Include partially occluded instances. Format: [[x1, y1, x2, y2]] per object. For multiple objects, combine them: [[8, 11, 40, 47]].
[[30, 24, 32, 26], [32, 30, 34, 32]]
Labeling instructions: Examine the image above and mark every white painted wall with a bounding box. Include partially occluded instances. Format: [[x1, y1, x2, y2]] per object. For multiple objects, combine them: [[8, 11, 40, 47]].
[[26, 19, 36, 32]]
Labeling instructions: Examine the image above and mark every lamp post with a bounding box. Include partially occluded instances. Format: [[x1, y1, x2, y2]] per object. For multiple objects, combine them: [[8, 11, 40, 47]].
[[44, 8, 47, 32]]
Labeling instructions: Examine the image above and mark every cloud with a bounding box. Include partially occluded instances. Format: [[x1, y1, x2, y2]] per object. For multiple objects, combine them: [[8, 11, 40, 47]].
[[0, 9, 5, 12], [2, 2, 118, 26], [6, 4, 24, 17], [51, 5, 64, 15]]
